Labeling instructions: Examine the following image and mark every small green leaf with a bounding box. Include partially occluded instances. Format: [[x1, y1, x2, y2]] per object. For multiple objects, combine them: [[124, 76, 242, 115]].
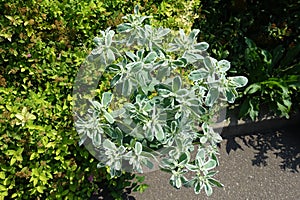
[[134, 4, 140, 14], [204, 182, 213, 196], [204, 57, 216, 71], [117, 23, 132, 33], [10, 158, 16, 166], [172, 59, 185, 67], [205, 88, 219, 107], [92, 132, 102, 148], [186, 164, 198, 171], [203, 159, 217, 171], [157, 27, 170, 37], [103, 139, 116, 150], [194, 181, 203, 194], [135, 142, 142, 155], [244, 83, 261, 94], [189, 69, 209, 81], [208, 178, 223, 188], [137, 50, 144, 60], [154, 124, 164, 141], [36, 186, 45, 193], [122, 79, 131, 96], [218, 60, 230, 72], [178, 153, 189, 165], [170, 121, 177, 133], [196, 148, 206, 161], [172, 76, 182, 92], [107, 64, 121, 72], [157, 67, 170, 81], [175, 176, 182, 188], [144, 52, 157, 63], [106, 49, 115, 63], [176, 89, 189, 97], [105, 30, 114, 47], [200, 136, 207, 144], [225, 88, 236, 103], [130, 62, 143, 73], [126, 51, 138, 62], [183, 52, 202, 63], [0, 172, 5, 179], [229, 76, 248, 88], [188, 29, 200, 42], [111, 74, 121, 87], [15, 113, 24, 121], [30, 152, 39, 160], [103, 110, 114, 124], [102, 92, 113, 108], [194, 42, 209, 51]]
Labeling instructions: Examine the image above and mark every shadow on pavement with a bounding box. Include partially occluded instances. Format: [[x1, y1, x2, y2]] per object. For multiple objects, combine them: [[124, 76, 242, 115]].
[[223, 126, 300, 172]]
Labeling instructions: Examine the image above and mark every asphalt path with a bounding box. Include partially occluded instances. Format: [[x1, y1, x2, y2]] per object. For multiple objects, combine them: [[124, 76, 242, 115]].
[[131, 126, 300, 200]]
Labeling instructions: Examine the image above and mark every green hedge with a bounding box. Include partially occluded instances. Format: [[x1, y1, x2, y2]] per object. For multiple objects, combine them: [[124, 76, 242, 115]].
[[0, 0, 200, 199]]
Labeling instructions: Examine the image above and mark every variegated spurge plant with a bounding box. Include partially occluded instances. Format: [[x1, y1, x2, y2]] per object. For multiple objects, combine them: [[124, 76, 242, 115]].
[[73, 5, 247, 196]]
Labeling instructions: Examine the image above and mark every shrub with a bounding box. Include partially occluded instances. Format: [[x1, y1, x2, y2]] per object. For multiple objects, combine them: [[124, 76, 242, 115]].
[[73, 6, 248, 196], [0, 0, 137, 199]]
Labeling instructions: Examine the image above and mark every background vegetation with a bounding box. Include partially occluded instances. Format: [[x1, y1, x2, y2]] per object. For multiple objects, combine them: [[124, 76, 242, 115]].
[[0, 0, 200, 199], [0, 0, 299, 199], [194, 0, 300, 119]]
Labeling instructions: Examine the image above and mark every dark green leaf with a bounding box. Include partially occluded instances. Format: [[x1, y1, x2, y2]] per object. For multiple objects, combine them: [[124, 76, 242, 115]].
[[117, 23, 132, 33], [107, 64, 121, 72], [208, 178, 223, 188], [178, 153, 189, 165], [194, 181, 203, 194], [280, 44, 300, 67], [110, 74, 121, 87], [225, 88, 236, 103]]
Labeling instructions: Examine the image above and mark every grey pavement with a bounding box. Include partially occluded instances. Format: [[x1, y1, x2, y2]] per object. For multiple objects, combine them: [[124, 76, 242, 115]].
[[131, 126, 300, 200]]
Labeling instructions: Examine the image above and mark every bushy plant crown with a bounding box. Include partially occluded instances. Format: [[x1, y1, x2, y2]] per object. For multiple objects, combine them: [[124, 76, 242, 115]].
[[73, 5, 247, 196]]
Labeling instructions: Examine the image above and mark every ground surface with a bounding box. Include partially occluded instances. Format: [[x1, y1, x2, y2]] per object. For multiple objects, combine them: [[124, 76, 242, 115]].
[[130, 126, 300, 200]]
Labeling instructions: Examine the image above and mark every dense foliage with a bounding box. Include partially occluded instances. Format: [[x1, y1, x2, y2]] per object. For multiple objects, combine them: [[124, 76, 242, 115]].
[[194, 0, 300, 119], [1, 0, 298, 199], [0, 0, 201, 199], [74, 6, 247, 196]]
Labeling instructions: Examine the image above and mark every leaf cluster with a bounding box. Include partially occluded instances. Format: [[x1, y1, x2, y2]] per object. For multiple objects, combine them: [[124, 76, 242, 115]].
[[74, 5, 247, 196]]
